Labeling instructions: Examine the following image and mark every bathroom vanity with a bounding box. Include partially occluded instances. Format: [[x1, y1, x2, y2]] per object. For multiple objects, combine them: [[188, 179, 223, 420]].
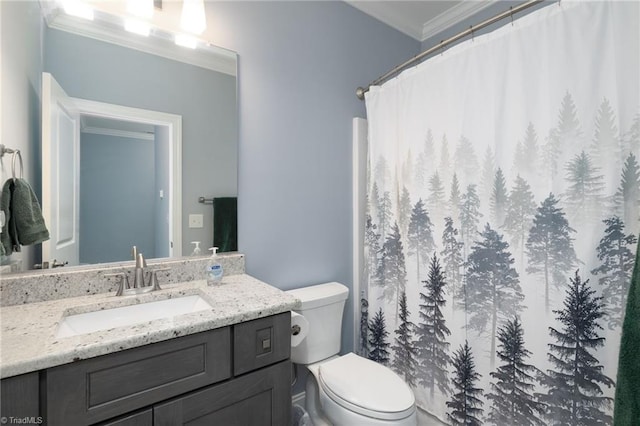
[[0, 257, 299, 425]]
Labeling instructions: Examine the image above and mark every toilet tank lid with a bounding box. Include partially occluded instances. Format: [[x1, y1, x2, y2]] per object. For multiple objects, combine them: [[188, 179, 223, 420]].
[[286, 282, 348, 310]]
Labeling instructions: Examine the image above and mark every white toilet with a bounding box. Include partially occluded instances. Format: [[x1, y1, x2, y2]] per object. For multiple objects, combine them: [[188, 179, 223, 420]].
[[287, 282, 417, 426]]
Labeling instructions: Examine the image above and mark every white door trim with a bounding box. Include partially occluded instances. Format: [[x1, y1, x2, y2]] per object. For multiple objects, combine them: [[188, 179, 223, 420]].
[[71, 97, 183, 257]]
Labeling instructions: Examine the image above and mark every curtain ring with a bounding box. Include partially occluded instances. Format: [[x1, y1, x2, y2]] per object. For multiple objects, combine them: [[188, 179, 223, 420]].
[[510, 6, 514, 26], [470, 25, 475, 42], [12, 150, 23, 181]]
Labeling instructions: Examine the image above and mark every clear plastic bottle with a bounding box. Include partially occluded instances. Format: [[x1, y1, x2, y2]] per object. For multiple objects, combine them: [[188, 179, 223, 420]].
[[206, 247, 223, 285]]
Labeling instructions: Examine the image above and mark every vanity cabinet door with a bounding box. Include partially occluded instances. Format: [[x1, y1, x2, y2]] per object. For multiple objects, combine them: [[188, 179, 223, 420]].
[[45, 327, 231, 426], [0, 372, 39, 421], [153, 360, 291, 426], [234, 312, 291, 375]]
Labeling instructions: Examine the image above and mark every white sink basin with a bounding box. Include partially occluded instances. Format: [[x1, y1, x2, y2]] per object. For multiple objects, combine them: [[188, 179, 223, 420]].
[[56, 295, 212, 338]]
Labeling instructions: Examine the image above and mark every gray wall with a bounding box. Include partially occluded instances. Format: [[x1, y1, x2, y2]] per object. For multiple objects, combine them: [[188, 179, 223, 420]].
[[0, 1, 43, 269], [79, 132, 156, 263], [44, 28, 238, 256], [205, 1, 420, 353]]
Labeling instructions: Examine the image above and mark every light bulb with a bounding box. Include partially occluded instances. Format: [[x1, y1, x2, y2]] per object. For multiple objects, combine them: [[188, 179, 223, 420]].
[[124, 18, 151, 36], [127, 0, 154, 19], [61, 0, 94, 20], [180, 0, 206, 35]]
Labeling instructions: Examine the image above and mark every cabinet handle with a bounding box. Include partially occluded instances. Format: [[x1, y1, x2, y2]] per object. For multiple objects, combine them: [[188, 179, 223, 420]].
[[262, 338, 271, 350]]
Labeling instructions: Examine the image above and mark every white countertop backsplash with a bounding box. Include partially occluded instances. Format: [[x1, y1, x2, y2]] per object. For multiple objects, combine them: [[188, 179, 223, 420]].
[[0, 254, 301, 379]]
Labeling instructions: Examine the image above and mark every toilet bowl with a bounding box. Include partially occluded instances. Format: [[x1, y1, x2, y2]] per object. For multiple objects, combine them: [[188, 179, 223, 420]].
[[311, 353, 417, 425], [286, 283, 417, 426]]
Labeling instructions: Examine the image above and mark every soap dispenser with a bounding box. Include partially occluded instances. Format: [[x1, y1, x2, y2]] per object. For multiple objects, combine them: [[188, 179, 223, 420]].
[[206, 247, 223, 285]]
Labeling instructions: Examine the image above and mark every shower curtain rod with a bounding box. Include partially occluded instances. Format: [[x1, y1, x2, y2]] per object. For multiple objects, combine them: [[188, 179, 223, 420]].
[[355, 0, 545, 100]]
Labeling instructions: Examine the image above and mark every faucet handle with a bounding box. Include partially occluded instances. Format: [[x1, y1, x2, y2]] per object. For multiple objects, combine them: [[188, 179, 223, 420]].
[[104, 273, 130, 296], [147, 268, 170, 291], [131, 246, 148, 267]]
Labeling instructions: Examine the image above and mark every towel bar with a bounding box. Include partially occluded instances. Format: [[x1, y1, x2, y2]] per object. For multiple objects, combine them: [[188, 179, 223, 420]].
[[0, 144, 23, 180], [0, 144, 17, 157], [198, 196, 214, 204]]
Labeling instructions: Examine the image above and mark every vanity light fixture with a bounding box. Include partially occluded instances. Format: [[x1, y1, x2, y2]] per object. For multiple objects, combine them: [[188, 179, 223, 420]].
[[175, 34, 198, 49], [61, 0, 94, 20], [127, 0, 154, 20], [180, 0, 206, 35], [124, 0, 154, 37], [124, 18, 151, 36]]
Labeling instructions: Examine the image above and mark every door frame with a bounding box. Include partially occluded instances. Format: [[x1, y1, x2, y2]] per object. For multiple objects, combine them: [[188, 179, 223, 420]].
[[71, 98, 183, 258]]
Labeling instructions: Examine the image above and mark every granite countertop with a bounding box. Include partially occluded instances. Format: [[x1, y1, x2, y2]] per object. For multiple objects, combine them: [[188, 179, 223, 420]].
[[0, 274, 300, 379]]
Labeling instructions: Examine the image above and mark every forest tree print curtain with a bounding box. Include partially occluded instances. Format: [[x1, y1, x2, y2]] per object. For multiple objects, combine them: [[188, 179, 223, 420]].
[[360, 2, 639, 424]]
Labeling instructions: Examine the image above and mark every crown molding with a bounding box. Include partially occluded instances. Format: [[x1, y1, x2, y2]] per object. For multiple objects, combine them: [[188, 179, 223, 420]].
[[347, 2, 424, 41], [40, 2, 236, 76], [421, 1, 496, 41], [348, 1, 498, 42]]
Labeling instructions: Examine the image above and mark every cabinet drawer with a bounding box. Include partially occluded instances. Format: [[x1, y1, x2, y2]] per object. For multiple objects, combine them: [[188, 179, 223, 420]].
[[154, 360, 292, 426], [233, 312, 290, 376], [46, 327, 231, 426]]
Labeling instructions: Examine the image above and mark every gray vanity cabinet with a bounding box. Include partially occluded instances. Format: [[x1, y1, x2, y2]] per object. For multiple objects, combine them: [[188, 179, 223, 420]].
[[153, 360, 290, 425], [154, 312, 292, 425], [46, 327, 232, 425], [0, 312, 291, 426], [0, 372, 40, 421], [99, 409, 153, 426]]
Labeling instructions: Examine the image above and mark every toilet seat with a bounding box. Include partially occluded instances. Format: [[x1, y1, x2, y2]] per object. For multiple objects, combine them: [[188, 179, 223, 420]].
[[318, 353, 415, 421]]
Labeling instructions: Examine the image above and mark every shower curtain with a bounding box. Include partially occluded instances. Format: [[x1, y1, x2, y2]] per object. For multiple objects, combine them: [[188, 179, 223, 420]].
[[361, 1, 639, 424]]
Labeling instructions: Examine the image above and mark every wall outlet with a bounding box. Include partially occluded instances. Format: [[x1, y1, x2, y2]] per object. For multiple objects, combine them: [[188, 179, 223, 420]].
[[188, 214, 204, 228]]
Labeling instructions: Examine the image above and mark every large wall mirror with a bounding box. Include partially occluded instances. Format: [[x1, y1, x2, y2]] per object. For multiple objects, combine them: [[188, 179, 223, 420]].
[[1, 1, 238, 273]]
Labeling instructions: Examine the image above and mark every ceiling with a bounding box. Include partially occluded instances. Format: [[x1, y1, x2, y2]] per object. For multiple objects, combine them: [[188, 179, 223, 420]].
[[346, 1, 496, 42]]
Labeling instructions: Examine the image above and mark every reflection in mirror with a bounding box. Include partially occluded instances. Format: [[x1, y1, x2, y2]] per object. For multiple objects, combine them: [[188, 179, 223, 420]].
[[41, 81, 182, 266], [0, 1, 238, 273], [79, 116, 172, 264]]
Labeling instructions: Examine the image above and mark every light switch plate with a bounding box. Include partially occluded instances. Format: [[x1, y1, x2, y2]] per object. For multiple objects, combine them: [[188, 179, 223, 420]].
[[188, 214, 204, 228]]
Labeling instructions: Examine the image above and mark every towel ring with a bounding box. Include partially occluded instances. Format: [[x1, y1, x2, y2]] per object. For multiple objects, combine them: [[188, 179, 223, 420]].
[[12, 150, 23, 181]]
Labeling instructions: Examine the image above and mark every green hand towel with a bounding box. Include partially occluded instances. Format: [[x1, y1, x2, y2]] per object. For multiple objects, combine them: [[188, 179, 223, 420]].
[[213, 197, 237, 253], [11, 178, 49, 246], [0, 179, 18, 255], [614, 241, 640, 424], [0, 179, 8, 256]]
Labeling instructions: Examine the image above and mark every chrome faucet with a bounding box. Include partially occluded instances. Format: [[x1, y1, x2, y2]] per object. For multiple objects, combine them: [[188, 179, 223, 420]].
[[105, 247, 169, 296], [133, 253, 146, 289]]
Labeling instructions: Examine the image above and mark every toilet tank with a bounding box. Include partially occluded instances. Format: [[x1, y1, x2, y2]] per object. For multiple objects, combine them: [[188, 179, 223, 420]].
[[286, 282, 349, 365]]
